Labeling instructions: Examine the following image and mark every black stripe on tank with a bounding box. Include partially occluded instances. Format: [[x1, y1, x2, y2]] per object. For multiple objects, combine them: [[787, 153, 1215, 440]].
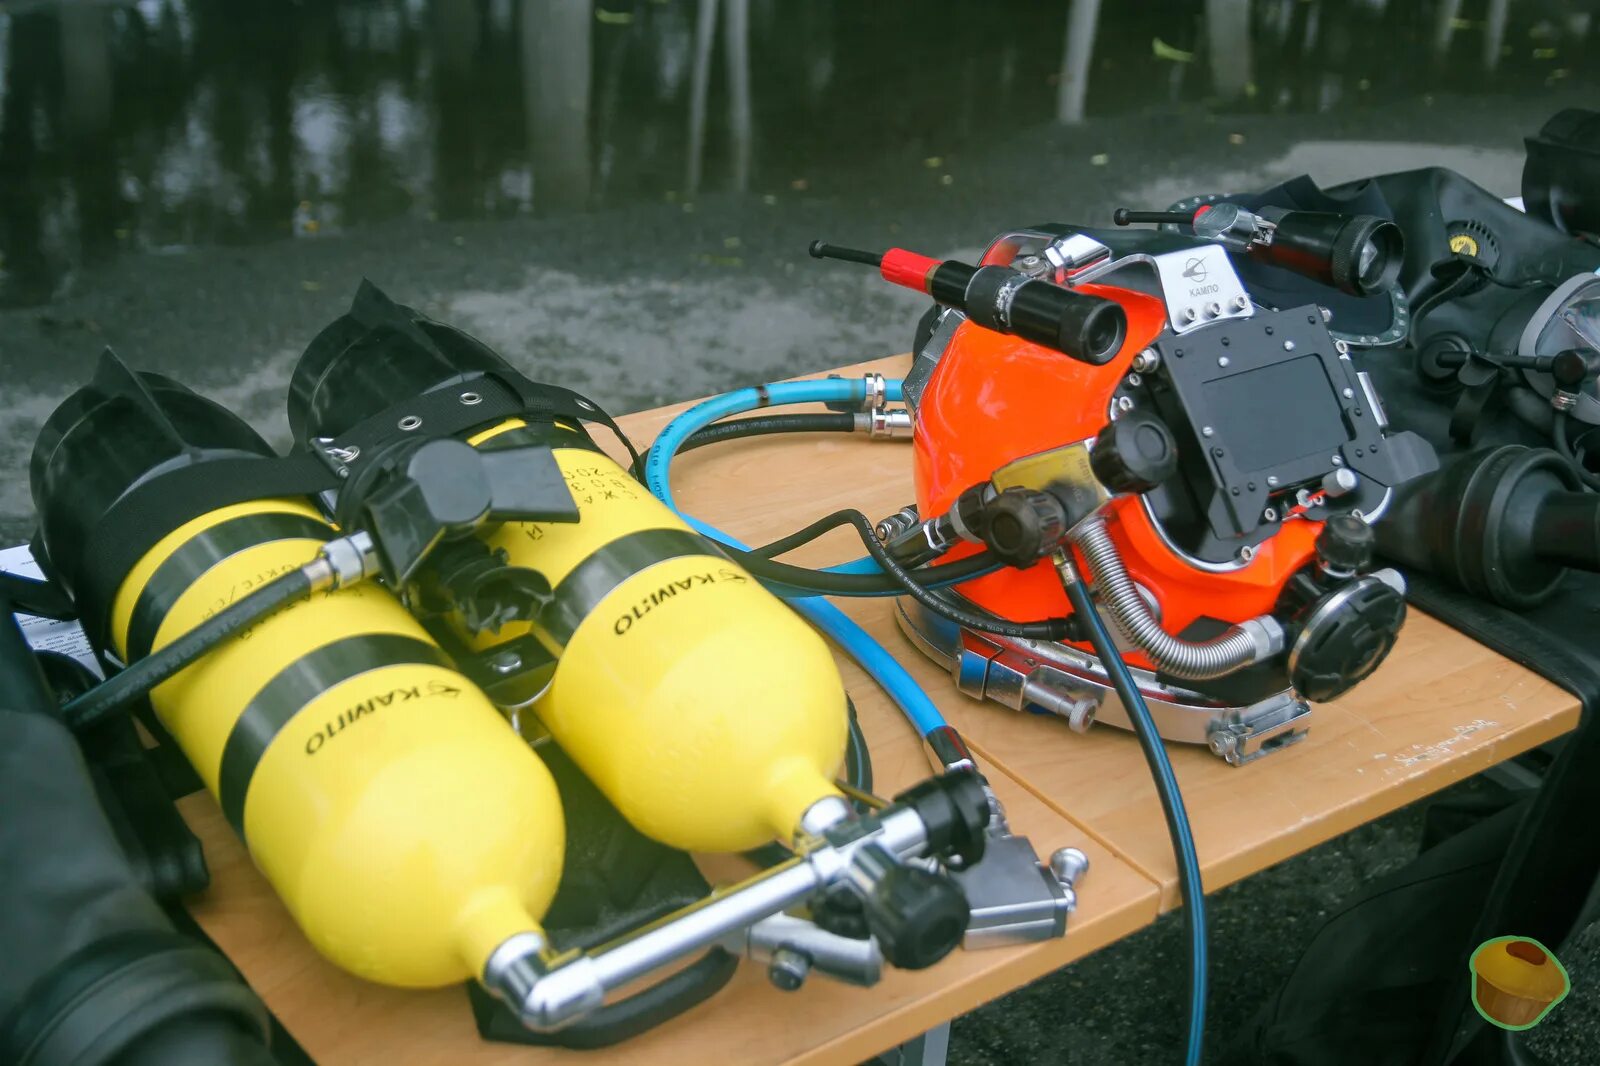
[[538, 529, 728, 648], [475, 421, 600, 454], [124, 513, 332, 663], [217, 634, 453, 838]]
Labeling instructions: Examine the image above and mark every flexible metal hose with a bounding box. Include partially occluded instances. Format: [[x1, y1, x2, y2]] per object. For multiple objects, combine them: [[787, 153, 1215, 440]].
[[1070, 518, 1281, 681]]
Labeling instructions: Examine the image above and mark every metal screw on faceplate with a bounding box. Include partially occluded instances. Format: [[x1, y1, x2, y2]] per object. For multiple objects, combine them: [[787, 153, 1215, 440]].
[[1181, 307, 1199, 324], [1218, 356, 1231, 368], [1202, 426, 1215, 438], [1234, 294, 1252, 311]]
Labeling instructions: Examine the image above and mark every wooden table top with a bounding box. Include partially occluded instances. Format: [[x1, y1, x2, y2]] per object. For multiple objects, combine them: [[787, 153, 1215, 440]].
[[177, 354, 1580, 1064]]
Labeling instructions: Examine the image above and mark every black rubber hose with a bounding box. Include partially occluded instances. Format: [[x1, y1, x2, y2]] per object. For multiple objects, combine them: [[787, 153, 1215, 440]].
[[844, 697, 874, 795], [825, 508, 1071, 640], [755, 508, 861, 559], [62, 566, 316, 734], [729, 544, 999, 596], [682, 413, 857, 451], [1554, 412, 1600, 491], [631, 413, 858, 478]]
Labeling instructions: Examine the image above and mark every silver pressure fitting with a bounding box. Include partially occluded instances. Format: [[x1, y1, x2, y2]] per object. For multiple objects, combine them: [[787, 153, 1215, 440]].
[[855, 408, 914, 439], [861, 372, 888, 412], [306, 531, 380, 592]]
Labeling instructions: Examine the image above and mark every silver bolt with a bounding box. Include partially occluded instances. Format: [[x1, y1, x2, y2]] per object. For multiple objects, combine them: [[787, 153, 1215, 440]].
[[1342, 387, 1355, 399], [1331, 454, 1345, 466], [1336, 339, 1350, 355], [1202, 426, 1215, 438], [1065, 700, 1096, 734], [1117, 395, 1134, 412], [1263, 507, 1278, 521], [1209, 731, 1239, 756], [1218, 356, 1231, 368], [1266, 475, 1280, 487], [1126, 372, 1143, 387], [1050, 847, 1090, 888], [1319, 306, 1333, 322], [1205, 301, 1222, 318], [1283, 340, 1296, 351], [1234, 294, 1251, 311], [489, 650, 523, 676], [767, 948, 811, 992], [1181, 306, 1199, 324], [1132, 348, 1161, 373], [397, 415, 423, 431], [1238, 544, 1257, 563], [459, 391, 483, 406]]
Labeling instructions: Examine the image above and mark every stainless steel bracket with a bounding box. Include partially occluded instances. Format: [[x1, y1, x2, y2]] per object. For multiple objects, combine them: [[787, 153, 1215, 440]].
[[895, 596, 1311, 765]]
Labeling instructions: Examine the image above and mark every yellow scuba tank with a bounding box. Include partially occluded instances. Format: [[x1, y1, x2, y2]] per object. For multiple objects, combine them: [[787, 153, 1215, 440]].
[[288, 283, 849, 854], [30, 354, 564, 990]]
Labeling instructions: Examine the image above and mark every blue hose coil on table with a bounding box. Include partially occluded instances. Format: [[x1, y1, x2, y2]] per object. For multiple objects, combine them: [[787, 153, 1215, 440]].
[[645, 375, 1209, 1064]]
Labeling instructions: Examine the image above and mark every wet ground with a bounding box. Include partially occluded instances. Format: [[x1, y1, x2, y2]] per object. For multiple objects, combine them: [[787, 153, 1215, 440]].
[[3, 1, 1598, 1062]]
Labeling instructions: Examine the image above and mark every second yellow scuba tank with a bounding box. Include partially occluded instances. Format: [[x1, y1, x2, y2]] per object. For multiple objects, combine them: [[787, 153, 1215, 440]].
[[30, 354, 565, 989], [288, 283, 850, 853]]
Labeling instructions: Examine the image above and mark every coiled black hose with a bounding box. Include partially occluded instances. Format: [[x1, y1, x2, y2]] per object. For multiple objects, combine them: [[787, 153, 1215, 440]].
[[728, 543, 1000, 596], [632, 414, 858, 479]]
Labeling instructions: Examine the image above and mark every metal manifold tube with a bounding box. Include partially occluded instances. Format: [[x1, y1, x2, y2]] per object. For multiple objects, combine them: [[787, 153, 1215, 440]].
[[1070, 518, 1283, 681]]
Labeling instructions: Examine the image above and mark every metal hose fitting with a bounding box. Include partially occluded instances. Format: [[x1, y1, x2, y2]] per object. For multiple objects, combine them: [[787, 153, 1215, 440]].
[[1070, 518, 1283, 681]]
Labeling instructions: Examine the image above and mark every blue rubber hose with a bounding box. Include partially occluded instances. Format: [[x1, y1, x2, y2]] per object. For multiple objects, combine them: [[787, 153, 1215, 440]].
[[1061, 571, 1207, 1066]]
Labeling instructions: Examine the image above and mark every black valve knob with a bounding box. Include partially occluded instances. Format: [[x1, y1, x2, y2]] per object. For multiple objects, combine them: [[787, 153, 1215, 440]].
[[858, 858, 971, 971], [1090, 413, 1179, 495], [982, 488, 1068, 568], [1315, 513, 1375, 575], [1550, 348, 1600, 391]]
